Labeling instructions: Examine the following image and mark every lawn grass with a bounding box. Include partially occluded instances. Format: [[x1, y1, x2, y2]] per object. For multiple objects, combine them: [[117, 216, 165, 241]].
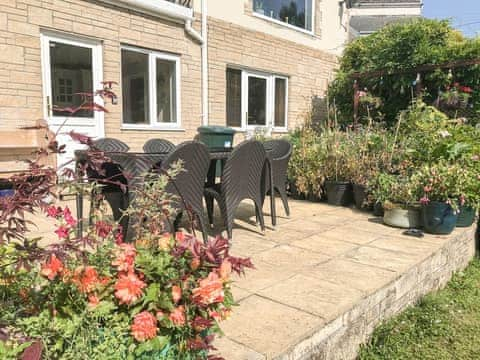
[[359, 257, 480, 360]]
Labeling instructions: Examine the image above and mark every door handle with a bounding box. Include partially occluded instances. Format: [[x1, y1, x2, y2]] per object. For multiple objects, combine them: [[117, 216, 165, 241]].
[[46, 96, 52, 117]]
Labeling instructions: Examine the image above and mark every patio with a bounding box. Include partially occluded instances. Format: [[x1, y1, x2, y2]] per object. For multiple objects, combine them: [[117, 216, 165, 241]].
[[27, 197, 477, 360]]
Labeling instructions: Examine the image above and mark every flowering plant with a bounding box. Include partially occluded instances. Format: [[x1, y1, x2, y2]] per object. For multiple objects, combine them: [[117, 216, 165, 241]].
[[413, 161, 467, 211], [371, 172, 420, 210], [438, 82, 473, 109]]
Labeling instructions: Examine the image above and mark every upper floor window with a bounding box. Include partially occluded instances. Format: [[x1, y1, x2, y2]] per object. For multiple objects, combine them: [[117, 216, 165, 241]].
[[253, 0, 313, 32]]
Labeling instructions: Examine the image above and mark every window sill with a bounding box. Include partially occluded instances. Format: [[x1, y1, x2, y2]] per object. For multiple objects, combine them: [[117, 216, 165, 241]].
[[252, 12, 315, 37], [230, 127, 289, 134], [121, 125, 185, 132]]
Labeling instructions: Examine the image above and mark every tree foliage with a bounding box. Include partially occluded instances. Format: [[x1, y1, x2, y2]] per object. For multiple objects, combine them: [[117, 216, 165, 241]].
[[329, 18, 480, 126]]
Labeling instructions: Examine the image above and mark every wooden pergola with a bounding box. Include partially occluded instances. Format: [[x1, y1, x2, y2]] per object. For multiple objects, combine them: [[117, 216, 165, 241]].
[[350, 58, 480, 125]]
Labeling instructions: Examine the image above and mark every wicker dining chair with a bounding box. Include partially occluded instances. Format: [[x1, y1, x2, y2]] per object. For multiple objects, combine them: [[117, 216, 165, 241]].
[[204, 140, 267, 240], [263, 139, 293, 216], [143, 138, 176, 154], [88, 138, 129, 227], [93, 138, 130, 153], [161, 141, 211, 242]]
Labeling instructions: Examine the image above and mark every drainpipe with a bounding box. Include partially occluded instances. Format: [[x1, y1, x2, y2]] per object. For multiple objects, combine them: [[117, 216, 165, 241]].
[[184, 0, 209, 126]]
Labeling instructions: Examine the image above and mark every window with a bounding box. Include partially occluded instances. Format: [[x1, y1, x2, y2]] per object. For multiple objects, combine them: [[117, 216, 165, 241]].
[[49, 41, 94, 118], [226, 68, 242, 127], [253, 0, 313, 32], [226, 68, 288, 130], [121, 47, 180, 128]]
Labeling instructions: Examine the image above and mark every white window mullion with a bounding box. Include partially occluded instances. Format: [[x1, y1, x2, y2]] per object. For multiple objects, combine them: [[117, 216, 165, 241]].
[[149, 54, 157, 126], [175, 56, 181, 128], [267, 75, 274, 129], [241, 70, 247, 129]]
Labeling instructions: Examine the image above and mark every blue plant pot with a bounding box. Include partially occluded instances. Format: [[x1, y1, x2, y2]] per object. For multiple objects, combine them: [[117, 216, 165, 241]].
[[0, 189, 14, 198], [422, 201, 457, 235], [456, 206, 476, 228]]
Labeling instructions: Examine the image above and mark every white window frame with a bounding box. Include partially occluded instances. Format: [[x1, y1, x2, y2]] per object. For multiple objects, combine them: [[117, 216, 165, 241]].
[[40, 31, 104, 130], [273, 75, 289, 131], [228, 68, 288, 132], [121, 45, 182, 131], [252, 0, 315, 36]]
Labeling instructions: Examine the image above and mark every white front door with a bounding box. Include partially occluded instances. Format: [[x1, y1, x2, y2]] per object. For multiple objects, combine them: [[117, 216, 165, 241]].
[[41, 32, 104, 172]]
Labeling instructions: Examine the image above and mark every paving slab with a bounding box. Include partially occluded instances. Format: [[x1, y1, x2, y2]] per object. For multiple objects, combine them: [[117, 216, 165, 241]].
[[342, 245, 427, 272], [257, 273, 364, 321], [219, 295, 324, 358], [306, 258, 397, 294], [290, 234, 360, 257]]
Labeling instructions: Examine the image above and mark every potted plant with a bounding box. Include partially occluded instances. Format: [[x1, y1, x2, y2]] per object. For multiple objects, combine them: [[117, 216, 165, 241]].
[[455, 159, 479, 227], [372, 173, 421, 228], [287, 126, 323, 201], [415, 162, 462, 234], [350, 128, 391, 210], [322, 130, 355, 206]]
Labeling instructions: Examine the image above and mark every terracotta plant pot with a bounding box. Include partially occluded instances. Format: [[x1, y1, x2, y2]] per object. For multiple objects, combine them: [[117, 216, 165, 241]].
[[422, 201, 457, 235], [383, 207, 421, 229], [456, 205, 476, 228], [324, 180, 354, 207]]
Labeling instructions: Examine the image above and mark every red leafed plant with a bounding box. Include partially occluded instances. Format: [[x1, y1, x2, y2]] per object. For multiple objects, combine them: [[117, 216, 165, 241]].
[[0, 83, 253, 359]]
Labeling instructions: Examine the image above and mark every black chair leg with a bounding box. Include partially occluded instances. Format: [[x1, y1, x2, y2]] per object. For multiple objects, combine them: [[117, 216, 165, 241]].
[[254, 198, 266, 233], [278, 187, 290, 217], [205, 195, 215, 226], [173, 212, 183, 232], [196, 213, 209, 244]]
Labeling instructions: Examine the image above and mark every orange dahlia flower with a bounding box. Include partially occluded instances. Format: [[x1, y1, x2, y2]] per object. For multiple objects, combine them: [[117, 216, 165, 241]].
[[169, 305, 186, 326], [72, 266, 101, 294], [112, 243, 136, 273], [192, 272, 225, 306], [114, 272, 146, 305], [131, 311, 158, 342], [171, 285, 182, 303], [219, 259, 232, 281], [40, 254, 63, 280]]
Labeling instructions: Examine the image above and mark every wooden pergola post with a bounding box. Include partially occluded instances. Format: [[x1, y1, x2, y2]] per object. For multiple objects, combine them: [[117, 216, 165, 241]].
[[415, 72, 423, 97], [353, 79, 359, 127]]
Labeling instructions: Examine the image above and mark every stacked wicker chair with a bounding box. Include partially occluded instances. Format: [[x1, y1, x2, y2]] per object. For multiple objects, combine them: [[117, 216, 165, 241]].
[[161, 141, 211, 242], [143, 138, 176, 154], [263, 139, 292, 217], [204, 140, 266, 240]]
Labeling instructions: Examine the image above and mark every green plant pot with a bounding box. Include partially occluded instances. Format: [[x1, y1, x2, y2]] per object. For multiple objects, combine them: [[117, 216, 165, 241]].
[[383, 207, 421, 229], [422, 201, 458, 235], [353, 183, 371, 211], [456, 206, 476, 228], [325, 180, 353, 207]]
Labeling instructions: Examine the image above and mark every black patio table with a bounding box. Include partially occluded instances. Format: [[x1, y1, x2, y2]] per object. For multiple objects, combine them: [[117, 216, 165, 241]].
[[74, 145, 277, 241], [74, 150, 168, 240]]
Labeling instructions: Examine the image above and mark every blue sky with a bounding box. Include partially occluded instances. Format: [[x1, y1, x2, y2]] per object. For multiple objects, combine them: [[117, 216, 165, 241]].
[[423, 0, 480, 37]]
